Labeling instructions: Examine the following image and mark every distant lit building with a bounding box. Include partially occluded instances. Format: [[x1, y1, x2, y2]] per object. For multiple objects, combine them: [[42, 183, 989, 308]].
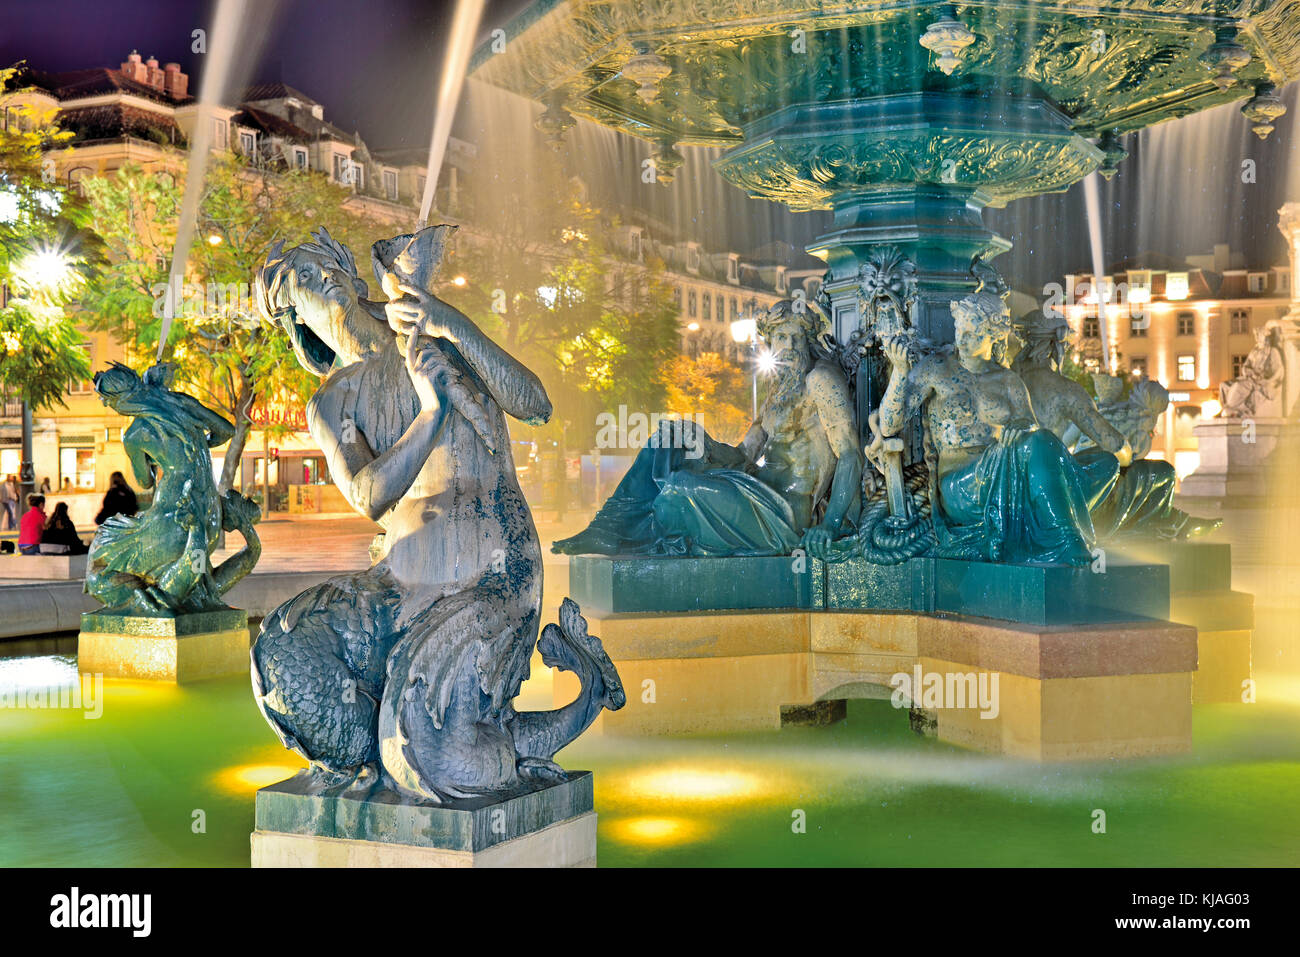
[[1062, 241, 1292, 479]]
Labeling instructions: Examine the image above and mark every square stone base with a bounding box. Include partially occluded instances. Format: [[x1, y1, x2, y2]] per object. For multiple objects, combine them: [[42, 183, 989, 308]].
[[251, 812, 596, 867], [77, 609, 249, 683], [252, 769, 597, 868]]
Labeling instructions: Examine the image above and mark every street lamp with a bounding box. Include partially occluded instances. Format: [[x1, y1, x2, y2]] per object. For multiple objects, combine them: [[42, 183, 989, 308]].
[[12, 244, 77, 502]]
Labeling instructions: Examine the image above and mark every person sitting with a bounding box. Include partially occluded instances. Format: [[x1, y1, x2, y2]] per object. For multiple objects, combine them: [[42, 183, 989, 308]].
[[17, 494, 46, 555], [40, 501, 88, 555], [95, 470, 139, 525]]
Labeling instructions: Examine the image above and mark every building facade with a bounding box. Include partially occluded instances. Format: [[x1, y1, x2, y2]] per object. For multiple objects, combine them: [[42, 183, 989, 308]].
[[1061, 235, 1293, 479], [2, 49, 803, 509]]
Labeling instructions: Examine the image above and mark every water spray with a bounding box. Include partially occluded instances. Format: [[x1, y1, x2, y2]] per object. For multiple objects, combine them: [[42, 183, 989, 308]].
[[416, 0, 486, 229], [157, 0, 254, 362]]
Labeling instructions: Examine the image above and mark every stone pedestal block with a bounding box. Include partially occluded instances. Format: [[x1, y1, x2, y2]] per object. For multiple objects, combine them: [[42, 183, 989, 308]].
[[251, 770, 597, 868], [77, 609, 249, 683]]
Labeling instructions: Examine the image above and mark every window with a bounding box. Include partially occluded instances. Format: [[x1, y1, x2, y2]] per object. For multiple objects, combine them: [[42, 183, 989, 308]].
[[629, 232, 642, 261], [1083, 357, 1101, 374], [333, 154, 348, 183], [702, 292, 711, 321], [730, 297, 739, 320], [1248, 273, 1267, 293], [1232, 354, 1248, 378], [1177, 354, 1196, 382], [672, 286, 681, 309], [66, 166, 91, 197], [294, 147, 308, 169], [1083, 317, 1099, 338], [1280, 271, 1291, 293], [1165, 272, 1189, 300], [685, 246, 700, 274], [67, 342, 92, 395], [727, 256, 739, 284], [1230, 308, 1250, 334], [1130, 315, 1147, 337], [239, 130, 255, 155], [1130, 356, 1148, 378], [59, 447, 95, 490], [776, 267, 788, 294], [212, 118, 228, 150], [1176, 312, 1195, 336], [688, 290, 697, 318], [383, 169, 398, 201]]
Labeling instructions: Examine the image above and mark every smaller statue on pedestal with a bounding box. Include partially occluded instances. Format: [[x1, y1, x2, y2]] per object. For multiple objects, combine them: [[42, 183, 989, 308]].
[[85, 362, 262, 616], [1218, 323, 1285, 418]]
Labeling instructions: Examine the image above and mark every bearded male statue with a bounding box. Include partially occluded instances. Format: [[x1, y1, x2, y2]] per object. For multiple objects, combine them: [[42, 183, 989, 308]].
[[553, 299, 862, 559]]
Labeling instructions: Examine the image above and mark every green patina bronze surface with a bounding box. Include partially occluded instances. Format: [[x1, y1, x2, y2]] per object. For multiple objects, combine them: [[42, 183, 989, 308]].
[[84, 363, 262, 618], [474, 1, 1300, 201]]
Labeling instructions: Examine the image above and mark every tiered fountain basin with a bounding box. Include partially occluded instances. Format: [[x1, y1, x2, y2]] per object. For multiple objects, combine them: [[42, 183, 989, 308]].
[[560, 554, 1209, 760], [474, 0, 1300, 339]]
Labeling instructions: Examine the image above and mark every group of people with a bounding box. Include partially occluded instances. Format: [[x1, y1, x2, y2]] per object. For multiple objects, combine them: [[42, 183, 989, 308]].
[[4, 472, 138, 557]]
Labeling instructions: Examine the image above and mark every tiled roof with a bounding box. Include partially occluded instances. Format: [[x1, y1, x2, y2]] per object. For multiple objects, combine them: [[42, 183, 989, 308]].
[[241, 81, 319, 105], [232, 106, 310, 142], [56, 102, 184, 145], [32, 67, 189, 105]]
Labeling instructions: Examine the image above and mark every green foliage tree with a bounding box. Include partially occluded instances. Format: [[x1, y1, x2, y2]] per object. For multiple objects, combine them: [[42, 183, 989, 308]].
[[80, 149, 391, 493], [0, 66, 93, 421], [442, 173, 680, 451]]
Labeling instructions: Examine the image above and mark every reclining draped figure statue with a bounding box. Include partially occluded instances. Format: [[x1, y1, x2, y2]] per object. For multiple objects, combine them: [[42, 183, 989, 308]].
[[86, 362, 262, 616], [552, 299, 862, 558], [251, 225, 624, 802], [1012, 311, 1220, 541]]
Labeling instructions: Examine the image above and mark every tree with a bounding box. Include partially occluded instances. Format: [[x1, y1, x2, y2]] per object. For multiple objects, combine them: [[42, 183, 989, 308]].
[[0, 66, 93, 417], [661, 350, 751, 444], [441, 172, 680, 451], [80, 149, 391, 493]]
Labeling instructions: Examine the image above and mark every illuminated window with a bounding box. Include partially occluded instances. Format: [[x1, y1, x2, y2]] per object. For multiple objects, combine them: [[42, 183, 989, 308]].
[[1177, 354, 1196, 381], [67, 342, 92, 395], [1166, 272, 1189, 300], [688, 290, 697, 318], [59, 446, 95, 490], [1176, 312, 1195, 336], [1083, 317, 1099, 338], [1232, 354, 1248, 377], [1130, 315, 1148, 337], [1131, 356, 1148, 378], [1230, 308, 1250, 334], [294, 148, 308, 169]]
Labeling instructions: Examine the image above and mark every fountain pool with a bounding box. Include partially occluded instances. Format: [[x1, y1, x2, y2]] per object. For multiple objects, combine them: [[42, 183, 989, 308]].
[[3, 633, 1298, 867]]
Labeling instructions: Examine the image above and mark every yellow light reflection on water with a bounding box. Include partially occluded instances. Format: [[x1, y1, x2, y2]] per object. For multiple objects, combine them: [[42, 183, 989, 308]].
[[215, 762, 304, 794], [610, 816, 705, 846], [619, 765, 767, 804]]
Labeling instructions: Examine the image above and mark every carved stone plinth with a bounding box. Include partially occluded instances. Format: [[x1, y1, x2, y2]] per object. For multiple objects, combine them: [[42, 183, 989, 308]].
[[1182, 418, 1300, 503], [556, 606, 1196, 759], [77, 609, 248, 683], [251, 770, 597, 868]]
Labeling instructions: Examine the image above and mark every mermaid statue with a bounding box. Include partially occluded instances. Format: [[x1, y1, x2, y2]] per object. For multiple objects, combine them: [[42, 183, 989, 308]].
[[85, 362, 262, 616], [251, 226, 624, 803]]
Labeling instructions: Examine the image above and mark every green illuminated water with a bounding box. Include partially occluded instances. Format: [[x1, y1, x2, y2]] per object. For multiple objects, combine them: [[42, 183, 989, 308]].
[[2, 649, 1298, 867]]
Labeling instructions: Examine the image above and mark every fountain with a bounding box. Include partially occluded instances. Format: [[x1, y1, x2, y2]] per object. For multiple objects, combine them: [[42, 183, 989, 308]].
[[472, 1, 1300, 756]]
